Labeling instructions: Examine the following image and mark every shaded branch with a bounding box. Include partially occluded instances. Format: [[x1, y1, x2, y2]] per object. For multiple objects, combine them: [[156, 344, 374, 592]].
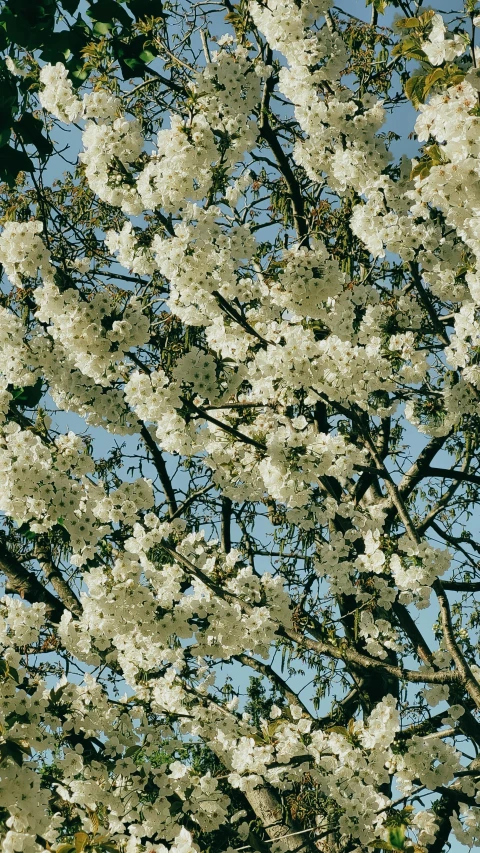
[[408, 262, 451, 347], [184, 399, 266, 451], [213, 289, 270, 348], [221, 496, 233, 554]]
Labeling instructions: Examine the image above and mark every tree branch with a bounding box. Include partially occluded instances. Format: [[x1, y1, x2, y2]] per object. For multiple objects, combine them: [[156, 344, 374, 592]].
[[427, 466, 480, 488], [433, 580, 480, 709], [221, 496, 233, 554], [140, 425, 178, 516], [34, 537, 82, 618], [259, 48, 309, 247], [0, 541, 67, 622]]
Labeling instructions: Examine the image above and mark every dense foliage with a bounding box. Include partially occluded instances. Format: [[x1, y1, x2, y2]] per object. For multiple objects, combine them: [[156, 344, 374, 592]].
[[1, 2, 480, 853]]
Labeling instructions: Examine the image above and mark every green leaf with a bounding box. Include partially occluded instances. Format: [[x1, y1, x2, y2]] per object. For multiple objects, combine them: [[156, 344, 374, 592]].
[[424, 143, 445, 165], [61, 0, 80, 13], [10, 378, 44, 408], [68, 63, 89, 86], [392, 36, 416, 57], [449, 73, 466, 85], [418, 10, 436, 26], [0, 24, 8, 51], [1, 8, 34, 47], [443, 64, 466, 87], [93, 20, 113, 33], [392, 36, 427, 61], [139, 47, 157, 63], [111, 35, 151, 78], [40, 33, 71, 62], [395, 9, 434, 28], [14, 113, 53, 159], [40, 14, 90, 67], [423, 67, 444, 97], [87, 0, 132, 28], [125, 0, 159, 20], [410, 160, 431, 180], [388, 825, 407, 850], [326, 725, 349, 735], [0, 79, 18, 126], [0, 0, 56, 49], [0, 127, 11, 148], [404, 74, 427, 108], [0, 145, 33, 185]]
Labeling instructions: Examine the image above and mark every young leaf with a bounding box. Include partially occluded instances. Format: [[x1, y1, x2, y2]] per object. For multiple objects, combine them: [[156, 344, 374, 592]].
[[423, 67, 444, 97], [404, 74, 427, 107], [74, 832, 90, 853]]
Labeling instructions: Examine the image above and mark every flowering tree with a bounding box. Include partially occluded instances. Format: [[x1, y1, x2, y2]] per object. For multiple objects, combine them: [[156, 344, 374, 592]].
[[2, 0, 480, 852]]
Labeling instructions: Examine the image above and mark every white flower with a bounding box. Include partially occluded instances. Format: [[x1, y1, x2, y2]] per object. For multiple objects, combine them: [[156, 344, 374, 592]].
[[39, 62, 83, 123], [421, 15, 466, 66], [5, 57, 27, 77]]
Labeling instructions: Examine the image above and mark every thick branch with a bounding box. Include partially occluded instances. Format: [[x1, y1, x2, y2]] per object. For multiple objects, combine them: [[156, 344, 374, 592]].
[[259, 49, 309, 246], [426, 794, 458, 853], [34, 538, 82, 618], [159, 541, 460, 686], [391, 602, 435, 666], [397, 434, 450, 501], [408, 262, 450, 347], [244, 783, 316, 853], [213, 290, 270, 348], [0, 542, 66, 622], [433, 580, 480, 709], [278, 624, 461, 687], [427, 466, 480, 488], [184, 400, 266, 450], [221, 497, 233, 554], [140, 425, 178, 516], [442, 580, 480, 591]]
